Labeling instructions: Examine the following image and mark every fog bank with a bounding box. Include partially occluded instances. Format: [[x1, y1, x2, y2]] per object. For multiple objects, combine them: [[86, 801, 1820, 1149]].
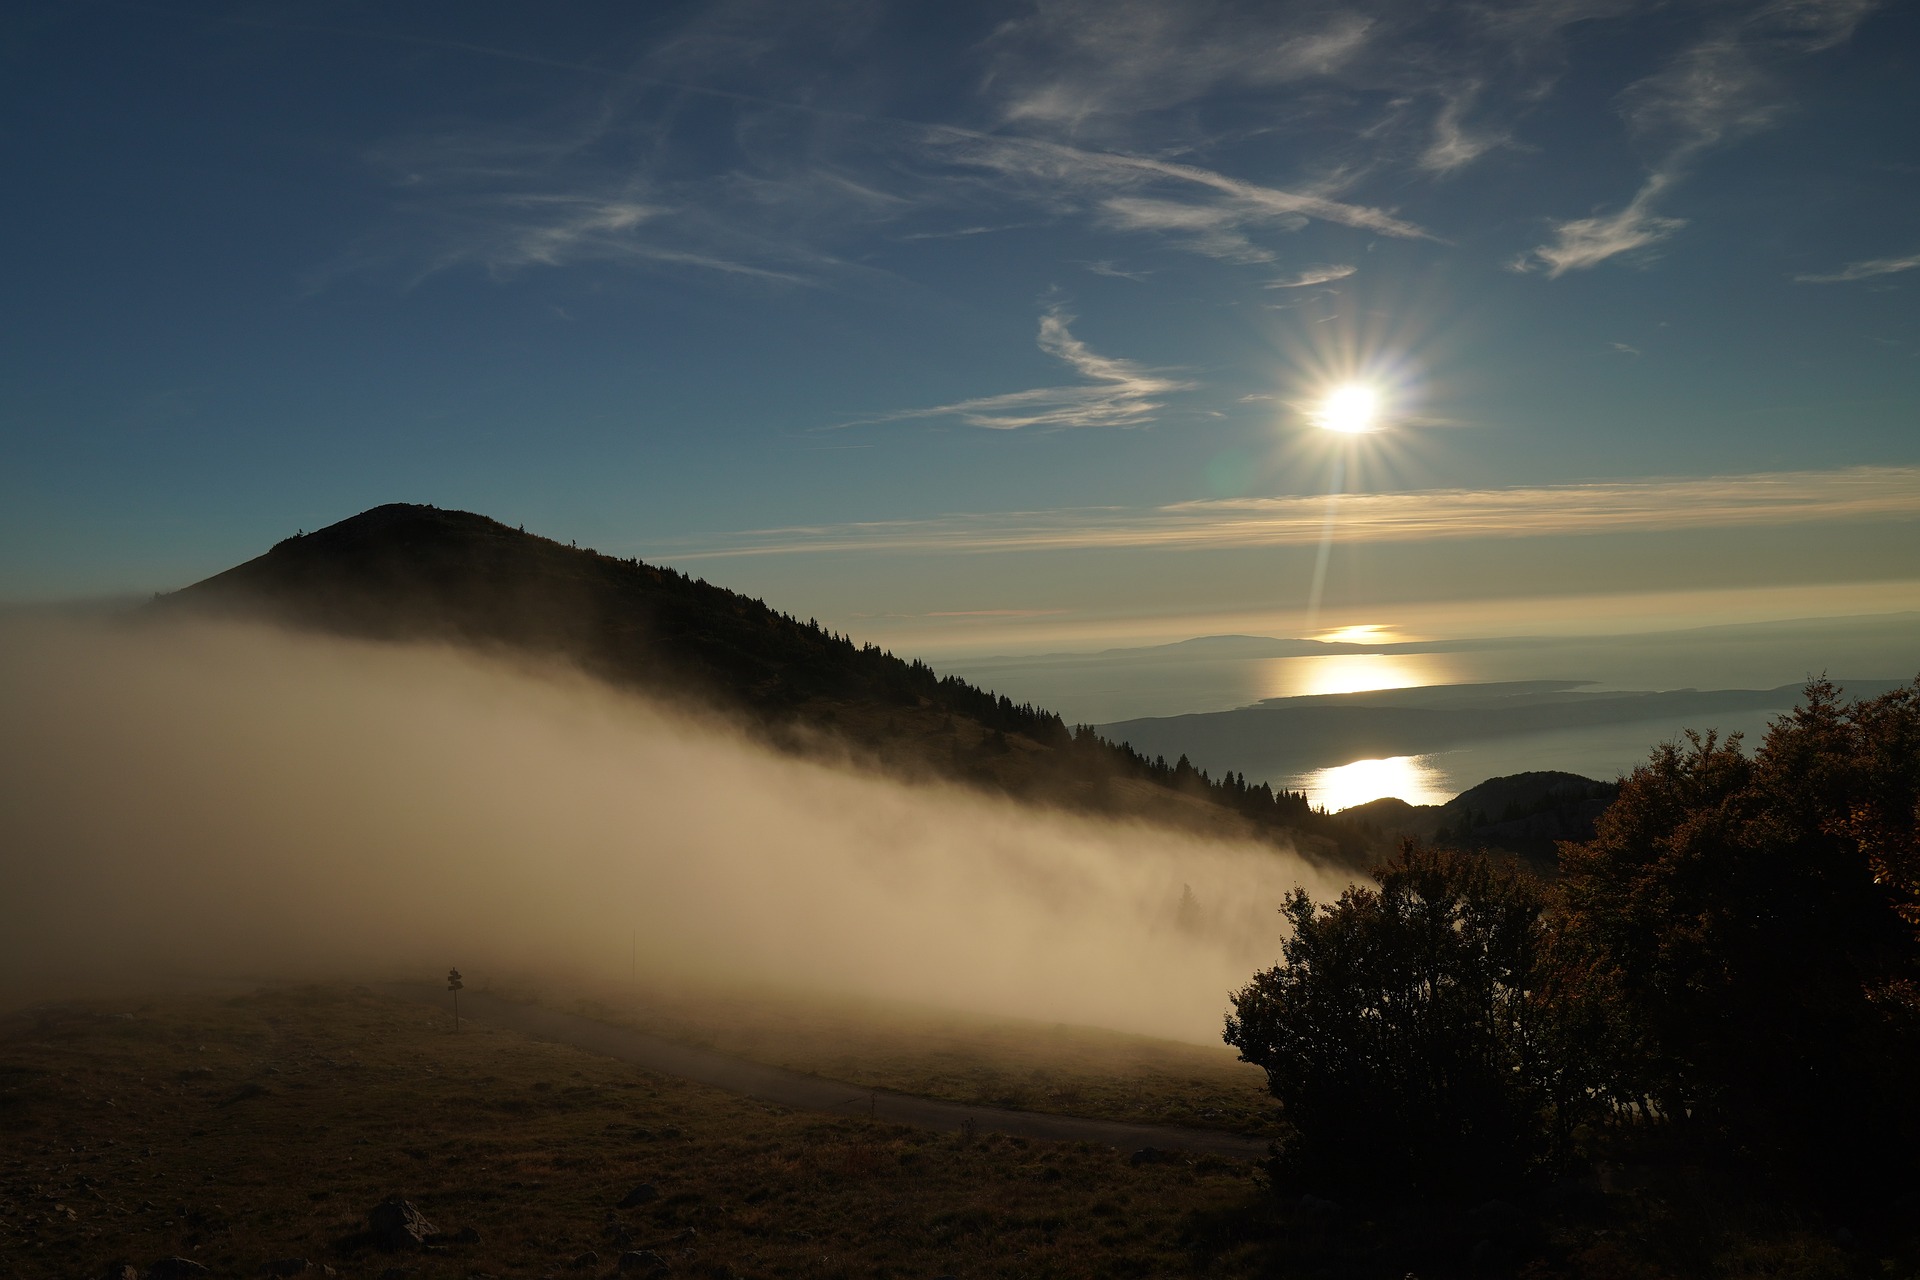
[[0, 617, 1347, 1042]]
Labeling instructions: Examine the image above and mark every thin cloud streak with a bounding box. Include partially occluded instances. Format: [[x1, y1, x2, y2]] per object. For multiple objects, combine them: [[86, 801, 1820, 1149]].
[[1796, 251, 1920, 283], [657, 467, 1920, 558], [453, 195, 813, 282], [839, 307, 1195, 431], [1268, 264, 1358, 288], [367, 132, 862, 287], [1420, 81, 1509, 174], [922, 128, 1437, 247], [1080, 260, 1152, 281], [1516, 175, 1687, 277], [1095, 139, 1428, 240], [984, 2, 1374, 132], [1517, 0, 1880, 275]]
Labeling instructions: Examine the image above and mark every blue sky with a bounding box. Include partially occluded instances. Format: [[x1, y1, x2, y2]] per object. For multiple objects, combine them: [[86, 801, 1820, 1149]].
[[3, 0, 1917, 655]]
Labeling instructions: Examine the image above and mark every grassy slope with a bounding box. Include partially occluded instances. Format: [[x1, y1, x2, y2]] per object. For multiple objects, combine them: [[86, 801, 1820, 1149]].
[[514, 975, 1281, 1137], [0, 986, 1260, 1280], [3, 986, 1900, 1279]]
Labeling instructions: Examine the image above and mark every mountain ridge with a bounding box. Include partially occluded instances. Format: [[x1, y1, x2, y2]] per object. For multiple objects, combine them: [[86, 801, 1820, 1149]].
[[1336, 771, 1620, 875], [153, 504, 1373, 862]]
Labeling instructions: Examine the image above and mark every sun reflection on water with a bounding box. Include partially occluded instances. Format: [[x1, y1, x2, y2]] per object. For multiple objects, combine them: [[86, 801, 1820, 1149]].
[[1298, 755, 1452, 811], [1260, 651, 1455, 699], [1315, 624, 1401, 645]]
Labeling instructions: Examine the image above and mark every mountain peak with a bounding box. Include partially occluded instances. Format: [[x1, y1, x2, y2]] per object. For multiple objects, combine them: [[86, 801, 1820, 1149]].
[[153, 505, 1371, 865]]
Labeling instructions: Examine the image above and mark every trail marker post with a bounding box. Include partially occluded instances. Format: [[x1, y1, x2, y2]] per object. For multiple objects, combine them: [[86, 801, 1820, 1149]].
[[447, 967, 464, 1032]]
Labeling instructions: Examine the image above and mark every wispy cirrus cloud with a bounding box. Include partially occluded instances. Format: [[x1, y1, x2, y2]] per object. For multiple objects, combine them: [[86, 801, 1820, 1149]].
[[356, 16, 1435, 288], [363, 115, 887, 287], [655, 466, 1920, 558], [982, 0, 1374, 136], [975, 0, 1663, 198], [921, 128, 1435, 260], [1098, 198, 1284, 263], [1516, 176, 1689, 277], [1517, 0, 1880, 276], [427, 193, 815, 282], [339, 0, 1883, 292], [840, 307, 1194, 432], [1268, 264, 1358, 288], [1419, 81, 1511, 174], [1796, 251, 1920, 283], [1080, 260, 1152, 281], [968, 0, 1885, 285]]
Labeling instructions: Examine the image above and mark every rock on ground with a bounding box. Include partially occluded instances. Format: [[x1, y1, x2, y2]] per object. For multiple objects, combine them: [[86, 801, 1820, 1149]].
[[368, 1196, 438, 1250]]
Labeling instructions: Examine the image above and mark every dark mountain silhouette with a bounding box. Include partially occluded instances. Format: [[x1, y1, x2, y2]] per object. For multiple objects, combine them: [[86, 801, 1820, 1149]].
[[1338, 771, 1620, 875], [151, 504, 1369, 861]]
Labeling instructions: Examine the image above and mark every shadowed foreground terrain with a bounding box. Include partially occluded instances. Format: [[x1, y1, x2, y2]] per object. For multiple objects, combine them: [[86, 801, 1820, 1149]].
[[4, 985, 1900, 1280], [488, 977, 1280, 1139], [384, 986, 1269, 1158], [0, 986, 1260, 1279]]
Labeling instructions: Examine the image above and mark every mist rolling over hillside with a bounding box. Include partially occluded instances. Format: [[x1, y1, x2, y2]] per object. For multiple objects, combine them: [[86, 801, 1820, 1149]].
[[0, 611, 1347, 1041], [151, 503, 1384, 860]]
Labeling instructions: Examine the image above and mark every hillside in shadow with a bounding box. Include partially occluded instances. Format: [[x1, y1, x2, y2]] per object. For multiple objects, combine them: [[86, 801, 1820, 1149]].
[[152, 504, 1373, 863], [1338, 771, 1620, 876]]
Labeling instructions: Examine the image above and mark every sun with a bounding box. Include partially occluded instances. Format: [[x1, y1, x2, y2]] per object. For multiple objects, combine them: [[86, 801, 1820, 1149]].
[[1317, 382, 1380, 434]]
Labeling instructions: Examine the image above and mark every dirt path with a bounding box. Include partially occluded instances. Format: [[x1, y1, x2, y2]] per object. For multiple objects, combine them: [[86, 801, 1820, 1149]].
[[390, 985, 1272, 1160]]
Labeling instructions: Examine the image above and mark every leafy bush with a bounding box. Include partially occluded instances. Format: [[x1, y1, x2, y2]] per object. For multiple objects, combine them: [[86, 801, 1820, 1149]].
[[1558, 678, 1920, 1194], [1228, 679, 1920, 1205], [1225, 844, 1602, 1194]]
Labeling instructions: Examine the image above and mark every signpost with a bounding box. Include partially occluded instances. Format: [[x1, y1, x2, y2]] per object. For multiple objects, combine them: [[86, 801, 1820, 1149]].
[[447, 967, 463, 1033]]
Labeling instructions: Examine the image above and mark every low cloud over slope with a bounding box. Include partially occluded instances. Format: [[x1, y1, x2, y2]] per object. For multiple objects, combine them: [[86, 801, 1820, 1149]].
[[1, 616, 1343, 1042]]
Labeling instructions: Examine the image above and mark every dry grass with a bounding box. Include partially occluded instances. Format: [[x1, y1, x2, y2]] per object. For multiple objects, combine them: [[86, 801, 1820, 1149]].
[[0, 984, 1261, 1280], [5, 984, 1900, 1280], [512, 974, 1280, 1138]]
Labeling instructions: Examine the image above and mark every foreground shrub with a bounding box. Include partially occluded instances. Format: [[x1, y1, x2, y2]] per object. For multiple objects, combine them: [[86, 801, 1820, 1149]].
[[1558, 678, 1920, 1196], [1225, 845, 1600, 1195], [1227, 680, 1920, 1204]]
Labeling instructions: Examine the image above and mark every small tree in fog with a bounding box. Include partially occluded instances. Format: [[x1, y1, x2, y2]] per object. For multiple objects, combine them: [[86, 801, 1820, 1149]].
[[1177, 883, 1201, 932], [447, 967, 463, 1032]]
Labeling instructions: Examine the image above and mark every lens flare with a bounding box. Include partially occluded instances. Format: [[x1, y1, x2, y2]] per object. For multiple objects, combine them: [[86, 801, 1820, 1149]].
[[1317, 383, 1380, 433]]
